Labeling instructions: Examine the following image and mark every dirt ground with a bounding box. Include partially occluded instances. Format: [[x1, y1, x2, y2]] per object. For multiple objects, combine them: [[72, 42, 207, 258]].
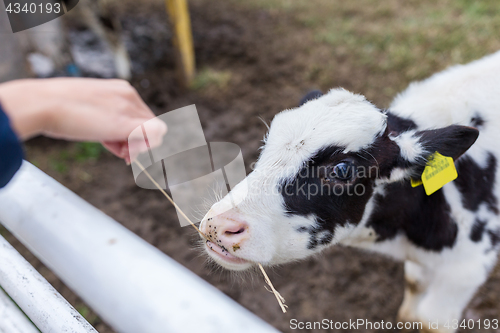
[[6, 0, 500, 332]]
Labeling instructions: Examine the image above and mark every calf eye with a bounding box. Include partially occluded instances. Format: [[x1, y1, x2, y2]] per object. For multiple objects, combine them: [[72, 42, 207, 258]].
[[325, 161, 356, 182], [335, 162, 356, 180]]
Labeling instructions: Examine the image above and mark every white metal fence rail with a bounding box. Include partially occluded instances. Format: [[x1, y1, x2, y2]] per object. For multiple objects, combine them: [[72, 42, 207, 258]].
[[0, 161, 279, 333], [0, 284, 42, 333], [0, 234, 96, 333]]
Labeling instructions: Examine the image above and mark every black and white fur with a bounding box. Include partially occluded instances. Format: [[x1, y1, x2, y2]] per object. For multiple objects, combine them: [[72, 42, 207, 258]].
[[201, 51, 500, 333]]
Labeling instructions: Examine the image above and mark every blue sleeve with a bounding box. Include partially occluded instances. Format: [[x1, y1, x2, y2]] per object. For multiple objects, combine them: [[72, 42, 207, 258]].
[[0, 103, 23, 188]]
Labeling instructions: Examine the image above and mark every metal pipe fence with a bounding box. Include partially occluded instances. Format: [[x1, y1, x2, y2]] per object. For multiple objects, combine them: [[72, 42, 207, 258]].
[[0, 161, 279, 333]]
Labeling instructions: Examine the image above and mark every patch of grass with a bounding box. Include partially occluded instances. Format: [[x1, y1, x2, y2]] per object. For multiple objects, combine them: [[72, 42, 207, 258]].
[[76, 304, 99, 326], [458, 0, 500, 18], [225, 0, 500, 104], [312, 0, 500, 76], [74, 142, 106, 162], [191, 68, 232, 91], [49, 158, 69, 174], [0, 225, 8, 237], [48, 142, 106, 174]]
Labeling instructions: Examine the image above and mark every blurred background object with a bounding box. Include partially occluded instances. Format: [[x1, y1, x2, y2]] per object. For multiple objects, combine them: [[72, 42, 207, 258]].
[[0, 9, 28, 82]]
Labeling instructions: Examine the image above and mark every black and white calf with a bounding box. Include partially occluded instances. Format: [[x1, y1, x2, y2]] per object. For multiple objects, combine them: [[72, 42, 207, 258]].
[[200, 51, 500, 332]]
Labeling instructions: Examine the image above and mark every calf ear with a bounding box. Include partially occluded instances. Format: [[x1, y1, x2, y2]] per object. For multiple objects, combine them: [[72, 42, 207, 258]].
[[392, 125, 479, 178], [417, 125, 479, 161], [299, 90, 323, 106]]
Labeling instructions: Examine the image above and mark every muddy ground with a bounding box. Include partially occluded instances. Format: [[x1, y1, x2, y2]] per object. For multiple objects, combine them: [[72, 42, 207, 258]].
[[7, 0, 500, 332]]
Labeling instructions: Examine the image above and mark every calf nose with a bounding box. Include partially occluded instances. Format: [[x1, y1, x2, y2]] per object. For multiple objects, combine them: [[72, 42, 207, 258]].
[[202, 213, 249, 247]]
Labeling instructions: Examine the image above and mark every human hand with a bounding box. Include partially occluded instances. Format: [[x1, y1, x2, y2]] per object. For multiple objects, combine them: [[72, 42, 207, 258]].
[[0, 78, 167, 163]]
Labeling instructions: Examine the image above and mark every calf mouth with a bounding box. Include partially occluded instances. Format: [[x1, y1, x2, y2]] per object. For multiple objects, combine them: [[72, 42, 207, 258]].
[[205, 240, 252, 270]]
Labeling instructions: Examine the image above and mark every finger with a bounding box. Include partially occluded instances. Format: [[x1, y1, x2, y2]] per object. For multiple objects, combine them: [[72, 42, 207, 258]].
[[102, 141, 127, 159], [103, 140, 137, 165], [142, 118, 168, 149], [127, 139, 149, 163]]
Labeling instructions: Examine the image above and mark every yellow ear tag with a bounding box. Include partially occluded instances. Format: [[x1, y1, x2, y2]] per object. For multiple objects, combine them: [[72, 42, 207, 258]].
[[420, 152, 458, 195], [411, 178, 423, 187]]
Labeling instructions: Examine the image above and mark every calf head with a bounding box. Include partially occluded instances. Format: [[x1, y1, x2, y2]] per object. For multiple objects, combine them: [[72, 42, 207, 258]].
[[200, 88, 478, 270]]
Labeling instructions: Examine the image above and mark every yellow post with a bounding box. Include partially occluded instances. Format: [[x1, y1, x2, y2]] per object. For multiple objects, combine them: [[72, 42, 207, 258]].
[[165, 0, 196, 88]]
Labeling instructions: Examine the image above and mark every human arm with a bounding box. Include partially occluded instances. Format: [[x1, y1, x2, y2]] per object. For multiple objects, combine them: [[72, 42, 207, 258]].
[[0, 78, 167, 163]]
